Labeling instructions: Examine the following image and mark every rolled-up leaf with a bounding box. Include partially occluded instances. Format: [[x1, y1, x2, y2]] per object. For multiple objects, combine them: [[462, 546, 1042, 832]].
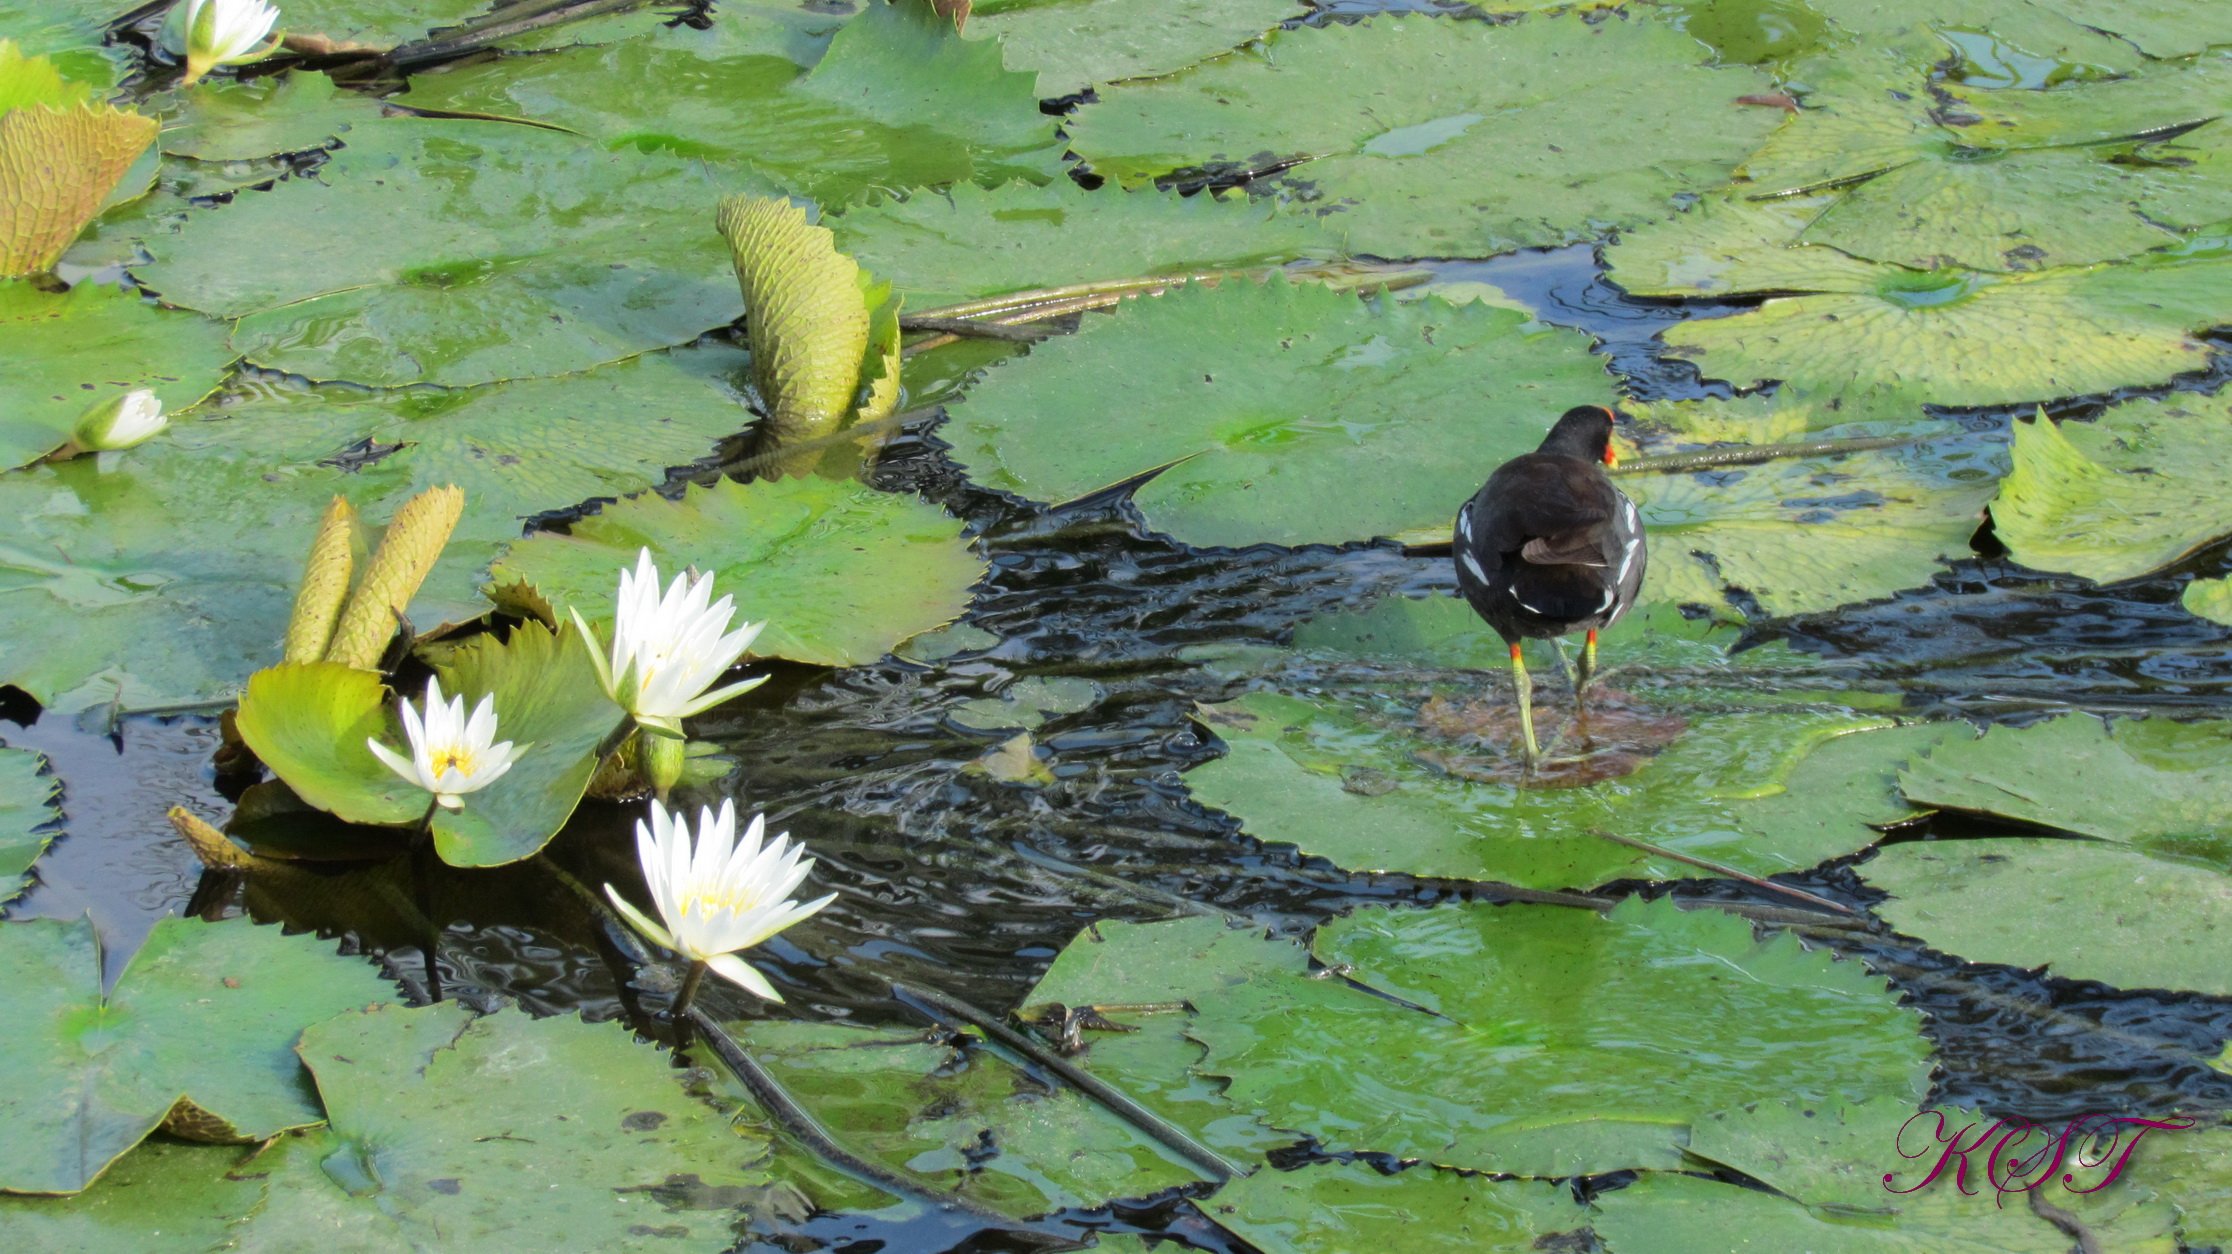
[[284, 496, 358, 664], [717, 194, 870, 475], [0, 43, 159, 277], [325, 484, 464, 670]]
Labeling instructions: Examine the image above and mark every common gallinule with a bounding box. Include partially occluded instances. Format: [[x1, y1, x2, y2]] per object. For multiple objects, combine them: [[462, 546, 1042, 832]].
[[1453, 405, 1647, 769]]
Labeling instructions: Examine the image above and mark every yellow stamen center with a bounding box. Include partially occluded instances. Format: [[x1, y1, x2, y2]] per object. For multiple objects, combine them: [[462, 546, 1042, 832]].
[[430, 748, 477, 776]]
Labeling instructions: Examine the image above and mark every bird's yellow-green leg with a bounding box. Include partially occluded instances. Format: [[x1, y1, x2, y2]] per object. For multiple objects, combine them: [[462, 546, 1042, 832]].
[[1576, 629, 1599, 711], [1510, 641, 1539, 768]]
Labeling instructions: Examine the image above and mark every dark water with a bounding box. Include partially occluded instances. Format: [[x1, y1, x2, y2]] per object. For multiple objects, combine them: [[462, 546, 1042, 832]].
[[11, 238, 2232, 1249]]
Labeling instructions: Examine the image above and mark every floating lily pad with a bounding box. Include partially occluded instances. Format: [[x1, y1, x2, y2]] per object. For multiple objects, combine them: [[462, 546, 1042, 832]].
[[2125, 1121, 2232, 1252], [1728, 53, 2232, 271], [403, 0, 1061, 204], [490, 475, 986, 669], [0, 4, 130, 86], [2185, 576, 2232, 626], [137, 115, 762, 387], [1201, 1161, 1587, 1253], [1990, 395, 2232, 585], [950, 675, 1100, 731], [1630, 429, 1997, 619], [0, 915, 393, 1195], [0, 46, 159, 278], [749, 1020, 1206, 1217], [1185, 898, 1929, 1175], [1863, 837, 2232, 995], [827, 179, 1336, 310], [1651, 245, 2232, 407], [1897, 714, 2232, 856], [1189, 688, 1932, 889], [274, 0, 492, 49], [0, 1139, 262, 1247], [159, 72, 384, 163], [1068, 12, 1779, 257], [426, 621, 623, 867], [1593, 1168, 2170, 1253], [243, 1000, 767, 1249], [944, 277, 1611, 548], [0, 345, 755, 713], [0, 280, 232, 471], [1018, 914, 1299, 1164], [0, 747, 57, 903], [972, 0, 1300, 98], [233, 662, 430, 830]]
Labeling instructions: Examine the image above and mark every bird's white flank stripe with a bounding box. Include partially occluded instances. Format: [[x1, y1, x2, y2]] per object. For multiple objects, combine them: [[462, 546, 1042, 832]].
[[1458, 504, 1473, 542], [1461, 551, 1488, 583]]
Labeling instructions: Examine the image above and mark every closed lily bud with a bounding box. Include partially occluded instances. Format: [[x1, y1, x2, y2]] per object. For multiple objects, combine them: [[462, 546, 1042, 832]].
[[70, 389, 166, 452], [160, 0, 283, 85]]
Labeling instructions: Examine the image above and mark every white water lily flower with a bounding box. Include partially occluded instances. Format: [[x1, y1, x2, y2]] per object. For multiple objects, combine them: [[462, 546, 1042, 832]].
[[366, 676, 525, 810], [70, 390, 166, 452], [160, 0, 283, 85], [570, 549, 767, 736], [604, 800, 835, 1002]]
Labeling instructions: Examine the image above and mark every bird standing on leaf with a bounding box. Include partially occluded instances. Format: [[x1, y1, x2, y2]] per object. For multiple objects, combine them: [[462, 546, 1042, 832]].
[[1453, 405, 1647, 770]]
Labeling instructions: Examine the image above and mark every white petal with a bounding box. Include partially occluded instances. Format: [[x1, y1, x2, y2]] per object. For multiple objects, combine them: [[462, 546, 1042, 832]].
[[705, 953, 782, 1002], [604, 886, 679, 954]]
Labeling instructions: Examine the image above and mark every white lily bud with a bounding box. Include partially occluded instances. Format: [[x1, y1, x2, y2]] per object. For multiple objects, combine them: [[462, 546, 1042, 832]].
[[70, 389, 167, 453], [160, 0, 283, 85]]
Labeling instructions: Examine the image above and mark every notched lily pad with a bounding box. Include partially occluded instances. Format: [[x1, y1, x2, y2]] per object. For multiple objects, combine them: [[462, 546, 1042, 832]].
[[1991, 394, 2232, 585], [0, 915, 393, 1195], [0, 280, 232, 471], [490, 474, 987, 669], [245, 1000, 768, 1249], [1068, 12, 1780, 257], [0, 747, 59, 902]]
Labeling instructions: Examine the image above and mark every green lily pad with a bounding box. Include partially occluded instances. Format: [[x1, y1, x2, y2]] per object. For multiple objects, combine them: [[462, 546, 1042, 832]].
[[1068, 12, 1779, 257], [232, 662, 429, 829], [1897, 714, 2232, 856], [950, 675, 1101, 731], [402, 0, 1061, 204], [1725, 52, 2232, 272], [0, 747, 56, 903], [1593, 1168, 2170, 1253], [0, 1139, 262, 1247], [0, 344, 756, 713], [2185, 576, 2232, 626], [426, 621, 624, 868], [243, 1000, 767, 1249], [1629, 430, 1998, 619], [136, 115, 763, 387], [1189, 688, 1934, 889], [944, 276, 1611, 548], [0, 280, 232, 472], [1654, 246, 2232, 407], [1809, 0, 2219, 68], [1018, 914, 1300, 1165], [972, 0, 1300, 98], [159, 72, 385, 163], [2125, 1121, 2232, 1252], [1863, 837, 2232, 995], [748, 1020, 1206, 1217], [1187, 898, 1930, 1175], [0, 4, 130, 87], [1201, 1161, 1587, 1253], [0, 915, 394, 1195], [1990, 395, 2232, 585], [827, 179, 1336, 311], [491, 474, 985, 669], [274, 0, 491, 48]]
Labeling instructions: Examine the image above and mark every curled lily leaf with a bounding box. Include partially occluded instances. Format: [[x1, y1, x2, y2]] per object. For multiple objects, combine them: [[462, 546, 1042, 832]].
[[603, 799, 835, 1002]]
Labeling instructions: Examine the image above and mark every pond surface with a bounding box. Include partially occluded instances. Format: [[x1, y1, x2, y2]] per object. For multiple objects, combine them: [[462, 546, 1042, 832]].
[[12, 236, 2232, 1248]]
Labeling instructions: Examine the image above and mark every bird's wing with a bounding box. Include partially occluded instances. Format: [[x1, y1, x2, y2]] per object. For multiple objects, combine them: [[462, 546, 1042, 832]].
[[1519, 531, 1610, 567]]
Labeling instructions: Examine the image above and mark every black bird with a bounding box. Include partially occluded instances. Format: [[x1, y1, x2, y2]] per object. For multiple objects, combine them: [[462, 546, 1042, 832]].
[[1453, 405, 1647, 768]]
